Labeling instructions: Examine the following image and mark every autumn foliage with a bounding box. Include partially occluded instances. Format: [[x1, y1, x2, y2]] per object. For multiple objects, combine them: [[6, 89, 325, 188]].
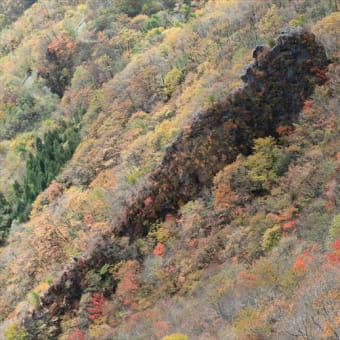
[[326, 238, 340, 264], [153, 242, 165, 256], [67, 328, 85, 340], [87, 293, 105, 321], [0, 1, 338, 339], [115, 260, 140, 307]]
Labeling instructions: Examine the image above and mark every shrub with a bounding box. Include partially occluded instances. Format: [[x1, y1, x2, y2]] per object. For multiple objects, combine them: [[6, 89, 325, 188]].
[[256, 4, 281, 41], [328, 214, 340, 246], [143, 14, 163, 32], [206, 93, 217, 106], [289, 15, 308, 27], [4, 323, 28, 340], [313, 12, 340, 60], [28, 291, 40, 308], [67, 329, 84, 340], [126, 166, 146, 185], [153, 242, 165, 256], [261, 225, 281, 252], [164, 67, 183, 97], [246, 137, 285, 186], [87, 292, 105, 321], [85, 270, 102, 292], [233, 307, 271, 338]]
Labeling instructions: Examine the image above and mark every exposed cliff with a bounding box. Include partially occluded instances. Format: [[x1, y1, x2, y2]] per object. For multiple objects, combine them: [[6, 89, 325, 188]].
[[20, 29, 330, 339]]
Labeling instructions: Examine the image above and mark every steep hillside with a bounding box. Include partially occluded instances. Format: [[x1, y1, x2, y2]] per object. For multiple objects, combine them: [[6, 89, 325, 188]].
[[0, 1, 339, 339], [21, 29, 330, 339]]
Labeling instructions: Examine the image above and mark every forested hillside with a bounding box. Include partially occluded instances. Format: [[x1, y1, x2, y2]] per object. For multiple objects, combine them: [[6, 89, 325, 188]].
[[0, 1, 339, 339]]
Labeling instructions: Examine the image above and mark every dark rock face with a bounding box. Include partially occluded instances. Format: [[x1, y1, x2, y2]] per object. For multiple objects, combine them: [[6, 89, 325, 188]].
[[26, 29, 329, 339], [121, 29, 328, 238]]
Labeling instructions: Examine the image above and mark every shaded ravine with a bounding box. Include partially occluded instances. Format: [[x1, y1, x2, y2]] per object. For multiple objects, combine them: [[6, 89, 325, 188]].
[[23, 29, 329, 338]]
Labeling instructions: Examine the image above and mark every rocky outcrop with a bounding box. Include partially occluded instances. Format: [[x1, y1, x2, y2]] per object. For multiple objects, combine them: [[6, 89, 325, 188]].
[[121, 29, 328, 238], [24, 29, 329, 338]]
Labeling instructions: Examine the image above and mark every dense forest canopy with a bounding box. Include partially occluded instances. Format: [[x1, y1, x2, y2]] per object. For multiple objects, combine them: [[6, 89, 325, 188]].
[[0, 0, 339, 339]]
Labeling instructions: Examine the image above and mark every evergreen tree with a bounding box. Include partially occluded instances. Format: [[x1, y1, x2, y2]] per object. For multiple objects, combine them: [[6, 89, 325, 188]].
[[0, 192, 11, 244], [7, 119, 82, 224]]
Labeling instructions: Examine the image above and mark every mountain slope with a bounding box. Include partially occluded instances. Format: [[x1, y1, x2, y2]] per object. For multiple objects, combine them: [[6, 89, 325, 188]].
[[0, 1, 338, 339], [17, 29, 330, 340]]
